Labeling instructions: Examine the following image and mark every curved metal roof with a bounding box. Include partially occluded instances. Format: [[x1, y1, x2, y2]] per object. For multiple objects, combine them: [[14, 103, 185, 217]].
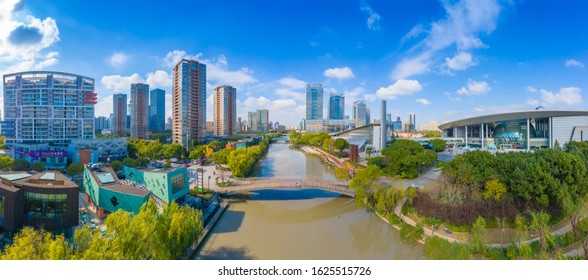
[[438, 110, 588, 130]]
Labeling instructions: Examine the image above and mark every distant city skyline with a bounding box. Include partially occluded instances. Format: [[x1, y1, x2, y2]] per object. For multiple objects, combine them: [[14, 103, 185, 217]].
[[1, 1, 587, 127]]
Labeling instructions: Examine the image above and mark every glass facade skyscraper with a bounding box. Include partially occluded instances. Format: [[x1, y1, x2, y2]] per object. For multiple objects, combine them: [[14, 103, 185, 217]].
[[149, 88, 165, 132], [112, 94, 127, 137], [352, 100, 367, 126], [328, 93, 344, 120], [306, 84, 323, 120], [130, 83, 149, 139]]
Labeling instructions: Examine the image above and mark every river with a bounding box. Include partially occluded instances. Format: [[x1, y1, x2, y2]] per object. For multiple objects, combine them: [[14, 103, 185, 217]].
[[194, 142, 423, 259]]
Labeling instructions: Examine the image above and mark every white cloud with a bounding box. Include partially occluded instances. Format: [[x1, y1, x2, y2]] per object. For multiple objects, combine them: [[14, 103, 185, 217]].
[[444, 91, 461, 102], [100, 73, 145, 93], [445, 52, 476, 71], [565, 59, 585, 68], [0, 0, 60, 73], [526, 99, 540, 106], [456, 79, 491, 95], [238, 96, 305, 125], [526, 86, 537, 93], [416, 98, 431, 105], [474, 107, 484, 112], [540, 87, 582, 105], [278, 77, 306, 89], [109, 52, 127, 67], [376, 79, 423, 100], [391, 54, 430, 80], [392, 0, 503, 79], [360, 0, 381, 31], [163, 50, 202, 68], [401, 24, 424, 44], [146, 70, 172, 89], [323, 66, 355, 80]]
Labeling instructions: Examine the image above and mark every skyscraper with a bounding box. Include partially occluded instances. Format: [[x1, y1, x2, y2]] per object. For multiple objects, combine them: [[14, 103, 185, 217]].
[[366, 108, 371, 124], [248, 109, 269, 133], [213, 85, 237, 136], [149, 88, 166, 132], [409, 113, 416, 131], [306, 84, 323, 120], [352, 100, 367, 127], [380, 100, 387, 150], [2, 71, 96, 146], [328, 93, 345, 120], [95, 116, 107, 131], [130, 83, 149, 139], [172, 59, 207, 146], [113, 94, 127, 136]]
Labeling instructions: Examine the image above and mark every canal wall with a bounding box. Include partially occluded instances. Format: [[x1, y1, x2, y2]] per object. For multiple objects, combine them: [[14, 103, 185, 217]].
[[183, 198, 228, 259]]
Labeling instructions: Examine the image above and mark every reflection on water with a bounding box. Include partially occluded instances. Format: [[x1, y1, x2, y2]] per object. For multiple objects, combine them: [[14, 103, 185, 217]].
[[195, 144, 423, 260], [196, 190, 424, 260]]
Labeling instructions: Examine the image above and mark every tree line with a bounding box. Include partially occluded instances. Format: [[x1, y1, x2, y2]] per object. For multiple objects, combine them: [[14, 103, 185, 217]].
[[0, 201, 203, 260]]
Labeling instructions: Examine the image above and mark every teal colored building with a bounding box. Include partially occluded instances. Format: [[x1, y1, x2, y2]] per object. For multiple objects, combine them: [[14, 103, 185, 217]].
[[83, 165, 150, 218], [123, 166, 189, 204]]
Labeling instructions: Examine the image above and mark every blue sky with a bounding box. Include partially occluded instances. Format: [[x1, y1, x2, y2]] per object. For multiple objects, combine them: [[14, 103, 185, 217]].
[[1, 0, 587, 128]]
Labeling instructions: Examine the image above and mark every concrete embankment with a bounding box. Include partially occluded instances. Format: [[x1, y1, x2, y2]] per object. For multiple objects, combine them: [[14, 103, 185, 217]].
[[183, 198, 228, 259]]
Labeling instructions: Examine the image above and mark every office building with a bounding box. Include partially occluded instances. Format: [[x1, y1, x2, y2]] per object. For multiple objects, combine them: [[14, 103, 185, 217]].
[[112, 94, 127, 137], [130, 83, 149, 139], [248, 109, 269, 133], [439, 110, 588, 150], [352, 100, 367, 127], [392, 116, 403, 131], [237, 117, 242, 132], [409, 113, 416, 131], [166, 117, 172, 130], [213, 85, 237, 136], [306, 84, 323, 120], [172, 59, 207, 146], [2, 71, 96, 146], [149, 88, 166, 132], [95, 116, 108, 131], [328, 93, 345, 120], [366, 108, 371, 124]]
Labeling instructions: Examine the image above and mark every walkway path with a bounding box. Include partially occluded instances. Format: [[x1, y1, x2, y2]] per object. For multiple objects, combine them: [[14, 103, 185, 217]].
[[217, 178, 355, 197]]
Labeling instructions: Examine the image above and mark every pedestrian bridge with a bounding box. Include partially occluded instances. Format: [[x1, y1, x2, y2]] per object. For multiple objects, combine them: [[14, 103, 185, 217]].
[[217, 177, 355, 197]]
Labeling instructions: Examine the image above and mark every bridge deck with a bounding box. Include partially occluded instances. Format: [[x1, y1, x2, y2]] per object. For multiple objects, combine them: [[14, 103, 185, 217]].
[[217, 178, 355, 197]]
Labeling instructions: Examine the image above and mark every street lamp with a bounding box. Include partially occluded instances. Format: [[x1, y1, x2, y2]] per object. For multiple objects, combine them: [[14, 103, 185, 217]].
[[208, 175, 211, 192]]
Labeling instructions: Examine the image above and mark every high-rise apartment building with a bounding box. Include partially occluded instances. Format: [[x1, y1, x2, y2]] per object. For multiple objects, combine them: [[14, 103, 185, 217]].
[[95, 116, 107, 131], [352, 100, 367, 127], [130, 83, 149, 139], [165, 117, 172, 131], [306, 84, 323, 120], [149, 88, 165, 132], [213, 85, 237, 136], [328, 93, 345, 120], [237, 117, 242, 132], [112, 94, 127, 137], [2, 71, 96, 146], [172, 59, 206, 146], [248, 109, 269, 133], [366, 108, 371, 124]]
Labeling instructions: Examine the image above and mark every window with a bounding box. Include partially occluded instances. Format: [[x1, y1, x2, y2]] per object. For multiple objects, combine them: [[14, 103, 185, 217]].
[[171, 173, 186, 194], [24, 192, 67, 218], [0, 194, 5, 218]]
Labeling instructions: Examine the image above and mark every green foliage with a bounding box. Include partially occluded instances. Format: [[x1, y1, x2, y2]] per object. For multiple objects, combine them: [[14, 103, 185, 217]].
[[163, 160, 171, 169], [13, 158, 30, 171], [208, 140, 224, 152], [405, 186, 417, 205], [334, 167, 350, 181], [429, 138, 446, 152], [0, 201, 205, 260], [483, 179, 507, 201], [381, 140, 437, 179], [226, 133, 280, 177], [470, 216, 487, 254], [399, 222, 424, 245], [366, 156, 384, 168], [349, 165, 383, 206], [189, 145, 206, 160], [289, 131, 330, 147], [122, 157, 137, 167], [0, 227, 72, 260], [211, 148, 232, 165], [423, 236, 472, 260], [163, 144, 185, 159], [66, 163, 83, 177], [333, 138, 349, 152], [442, 150, 497, 190], [30, 162, 46, 172], [528, 211, 554, 253], [110, 160, 123, 171], [375, 186, 405, 216], [0, 155, 15, 171], [423, 131, 441, 138], [135, 158, 148, 167]]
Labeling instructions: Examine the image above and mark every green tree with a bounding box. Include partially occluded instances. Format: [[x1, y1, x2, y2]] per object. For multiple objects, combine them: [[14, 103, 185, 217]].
[[470, 216, 487, 254], [0, 227, 72, 260], [189, 145, 206, 160], [163, 144, 185, 159], [30, 162, 46, 172], [0, 155, 15, 171], [323, 138, 334, 152], [13, 158, 30, 171], [405, 186, 417, 205], [375, 186, 404, 216], [423, 236, 471, 260], [429, 138, 447, 152], [333, 138, 349, 153], [528, 211, 554, 254], [334, 167, 350, 182], [208, 140, 223, 152], [110, 160, 123, 171], [139, 140, 163, 160], [66, 163, 83, 177], [483, 179, 507, 201], [204, 146, 214, 161], [122, 157, 137, 167], [349, 165, 383, 207]]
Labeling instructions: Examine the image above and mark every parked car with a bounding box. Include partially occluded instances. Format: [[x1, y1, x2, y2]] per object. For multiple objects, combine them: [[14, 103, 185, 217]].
[[183, 163, 190, 167], [443, 227, 452, 234]]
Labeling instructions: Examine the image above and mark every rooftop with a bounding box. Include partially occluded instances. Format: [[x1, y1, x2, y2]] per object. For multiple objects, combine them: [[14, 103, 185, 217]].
[[439, 110, 588, 130]]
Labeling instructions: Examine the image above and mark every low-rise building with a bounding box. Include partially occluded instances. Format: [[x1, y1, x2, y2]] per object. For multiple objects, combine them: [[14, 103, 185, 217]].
[[0, 171, 79, 236], [12, 143, 68, 169], [68, 138, 128, 164]]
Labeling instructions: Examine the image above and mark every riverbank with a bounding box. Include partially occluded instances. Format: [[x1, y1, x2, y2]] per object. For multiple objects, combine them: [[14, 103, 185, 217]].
[[184, 196, 228, 259]]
